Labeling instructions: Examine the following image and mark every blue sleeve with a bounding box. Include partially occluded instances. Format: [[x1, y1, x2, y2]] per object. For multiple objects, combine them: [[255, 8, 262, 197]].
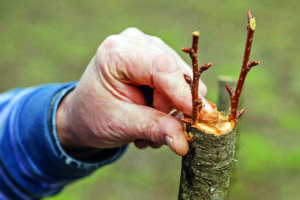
[[0, 83, 128, 199]]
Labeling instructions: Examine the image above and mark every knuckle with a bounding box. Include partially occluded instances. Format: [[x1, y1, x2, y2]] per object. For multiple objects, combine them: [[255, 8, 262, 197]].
[[154, 55, 179, 74], [99, 35, 123, 52], [144, 119, 158, 140], [96, 35, 124, 68], [122, 27, 144, 36], [144, 116, 165, 144]]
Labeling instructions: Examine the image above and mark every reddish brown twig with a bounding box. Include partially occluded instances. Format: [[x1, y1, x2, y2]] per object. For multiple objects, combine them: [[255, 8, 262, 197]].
[[183, 31, 212, 124], [228, 10, 259, 121]]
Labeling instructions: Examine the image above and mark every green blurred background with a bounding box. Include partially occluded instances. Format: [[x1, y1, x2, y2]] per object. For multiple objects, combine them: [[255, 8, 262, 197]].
[[0, 0, 299, 199]]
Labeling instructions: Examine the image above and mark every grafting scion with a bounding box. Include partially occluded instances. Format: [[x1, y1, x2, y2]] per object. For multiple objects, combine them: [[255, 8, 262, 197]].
[[182, 31, 212, 124], [228, 10, 260, 121]]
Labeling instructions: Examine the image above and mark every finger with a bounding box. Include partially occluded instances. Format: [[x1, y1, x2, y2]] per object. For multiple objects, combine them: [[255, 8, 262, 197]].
[[134, 139, 149, 149], [147, 34, 207, 97], [120, 28, 194, 86], [148, 35, 192, 73], [148, 141, 163, 149], [152, 55, 193, 115], [118, 101, 189, 156], [153, 90, 174, 113], [134, 139, 163, 149]]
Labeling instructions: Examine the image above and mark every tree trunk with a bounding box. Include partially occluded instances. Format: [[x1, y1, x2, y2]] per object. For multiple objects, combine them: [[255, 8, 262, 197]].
[[178, 126, 236, 200], [178, 76, 238, 200]]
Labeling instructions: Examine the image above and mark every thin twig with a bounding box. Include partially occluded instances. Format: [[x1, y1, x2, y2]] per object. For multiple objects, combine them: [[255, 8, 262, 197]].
[[183, 32, 212, 124], [228, 10, 259, 121]]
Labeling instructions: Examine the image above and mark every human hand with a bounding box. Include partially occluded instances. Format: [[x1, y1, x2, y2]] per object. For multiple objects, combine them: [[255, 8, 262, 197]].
[[56, 28, 207, 156]]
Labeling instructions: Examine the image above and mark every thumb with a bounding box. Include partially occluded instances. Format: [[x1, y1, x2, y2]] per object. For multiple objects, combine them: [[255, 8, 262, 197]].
[[118, 101, 189, 156]]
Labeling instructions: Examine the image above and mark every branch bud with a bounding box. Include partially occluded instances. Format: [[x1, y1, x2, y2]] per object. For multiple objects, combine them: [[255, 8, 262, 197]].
[[247, 61, 260, 68], [200, 63, 212, 73], [182, 47, 192, 54], [183, 74, 192, 87]]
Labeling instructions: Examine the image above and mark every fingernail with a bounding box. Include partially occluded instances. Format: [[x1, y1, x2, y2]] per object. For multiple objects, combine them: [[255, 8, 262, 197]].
[[165, 135, 175, 151]]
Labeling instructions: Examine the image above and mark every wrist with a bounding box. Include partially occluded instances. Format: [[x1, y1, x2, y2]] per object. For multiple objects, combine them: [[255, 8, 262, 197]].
[[56, 90, 82, 149], [54, 85, 129, 163], [56, 90, 106, 160]]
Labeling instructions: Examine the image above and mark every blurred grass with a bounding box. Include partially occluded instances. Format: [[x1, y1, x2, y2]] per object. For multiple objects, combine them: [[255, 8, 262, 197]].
[[0, 0, 299, 199]]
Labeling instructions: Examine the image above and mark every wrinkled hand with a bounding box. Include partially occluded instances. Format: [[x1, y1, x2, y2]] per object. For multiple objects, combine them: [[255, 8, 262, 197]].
[[56, 28, 207, 156]]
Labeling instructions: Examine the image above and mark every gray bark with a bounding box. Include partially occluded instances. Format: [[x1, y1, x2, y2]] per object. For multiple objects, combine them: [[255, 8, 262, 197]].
[[178, 76, 238, 200], [178, 126, 236, 200]]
